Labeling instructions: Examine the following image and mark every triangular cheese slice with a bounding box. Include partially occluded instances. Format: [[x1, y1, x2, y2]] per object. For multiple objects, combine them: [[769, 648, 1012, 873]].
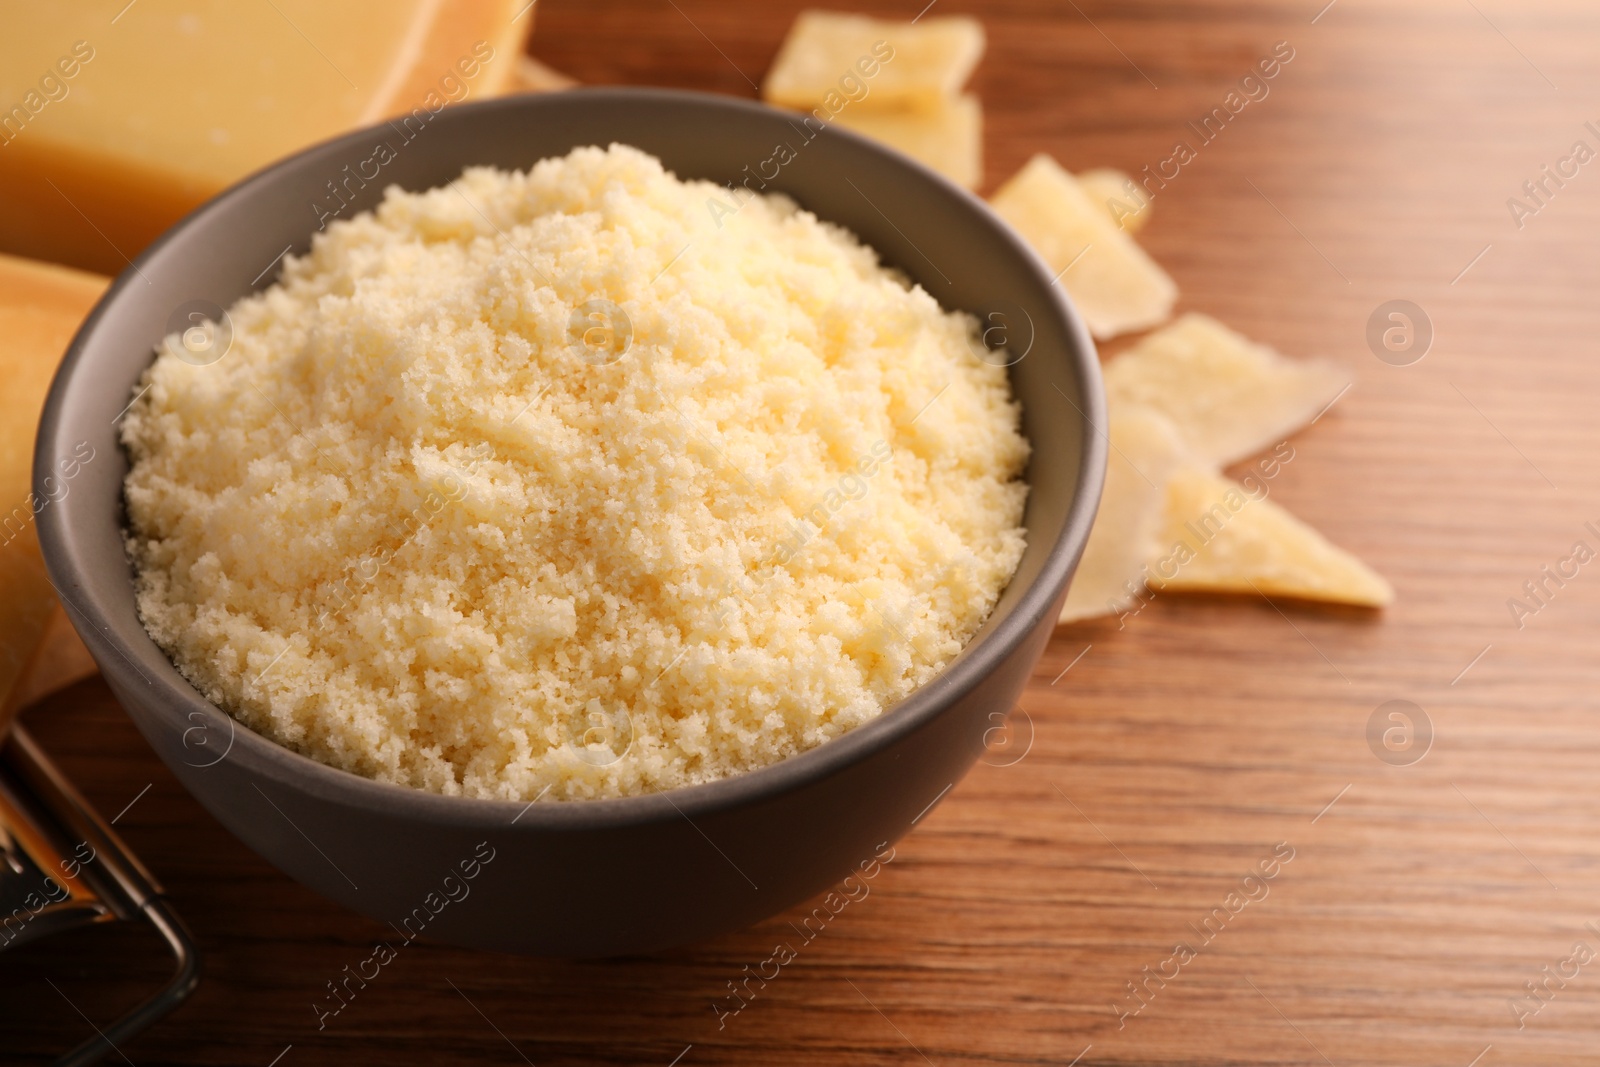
[[513, 56, 578, 92], [1059, 406, 1188, 623], [1076, 168, 1152, 233], [11, 606, 98, 712], [1151, 464, 1393, 606], [1104, 313, 1348, 466], [762, 11, 985, 112], [831, 93, 981, 189], [989, 154, 1177, 340]]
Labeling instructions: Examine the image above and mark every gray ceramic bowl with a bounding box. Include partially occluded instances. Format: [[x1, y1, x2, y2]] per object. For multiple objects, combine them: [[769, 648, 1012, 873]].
[[35, 88, 1103, 956]]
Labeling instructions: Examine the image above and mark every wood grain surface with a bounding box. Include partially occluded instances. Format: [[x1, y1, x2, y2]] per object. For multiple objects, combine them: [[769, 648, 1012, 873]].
[[8, 1, 1600, 1063]]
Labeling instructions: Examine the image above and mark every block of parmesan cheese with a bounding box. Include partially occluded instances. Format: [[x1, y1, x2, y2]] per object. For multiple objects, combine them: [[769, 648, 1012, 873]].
[[1059, 406, 1188, 624], [0, 253, 108, 731], [1152, 464, 1393, 607], [990, 154, 1176, 340], [0, 0, 535, 274], [763, 10, 985, 112], [1104, 313, 1349, 466], [831, 94, 981, 189], [1076, 167, 1152, 233]]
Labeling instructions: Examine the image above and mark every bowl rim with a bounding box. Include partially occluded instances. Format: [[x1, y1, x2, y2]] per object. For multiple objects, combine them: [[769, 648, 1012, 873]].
[[36, 86, 1106, 831]]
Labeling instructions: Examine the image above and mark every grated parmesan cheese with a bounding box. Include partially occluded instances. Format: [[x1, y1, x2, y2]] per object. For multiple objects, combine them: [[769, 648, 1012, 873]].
[[121, 144, 1028, 801]]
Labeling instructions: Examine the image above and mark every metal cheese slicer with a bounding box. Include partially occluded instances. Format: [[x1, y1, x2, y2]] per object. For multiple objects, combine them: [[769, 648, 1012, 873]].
[[1, 722, 199, 1066]]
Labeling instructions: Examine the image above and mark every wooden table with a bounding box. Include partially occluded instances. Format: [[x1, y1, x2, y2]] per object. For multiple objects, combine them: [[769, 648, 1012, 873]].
[[8, 1, 1600, 1063]]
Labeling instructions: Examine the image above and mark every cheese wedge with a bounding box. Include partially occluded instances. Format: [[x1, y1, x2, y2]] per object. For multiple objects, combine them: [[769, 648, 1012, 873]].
[[990, 154, 1177, 340], [1151, 464, 1393, 607], [763, 11, 985, 112], [0, 0, 535, 274], [1059, 406, 1188, 624], [1104, 313, 1349, 466], [1076, 167, 1152, 233], [513, 55, 577, 92], [0, 542, 57, 735], [0, 254, 109, 731], [831, 94, 982, 189], [11, 606, 99, 712]]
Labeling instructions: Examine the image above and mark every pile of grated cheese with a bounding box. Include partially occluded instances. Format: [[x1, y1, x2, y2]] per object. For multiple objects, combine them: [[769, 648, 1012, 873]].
[[121, 144, 1029, 801]]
